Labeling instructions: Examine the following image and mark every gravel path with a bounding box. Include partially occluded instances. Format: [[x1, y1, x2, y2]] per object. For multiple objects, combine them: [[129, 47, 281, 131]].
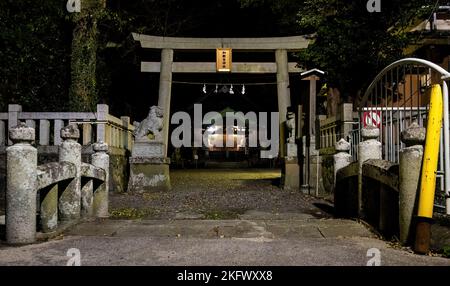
[[109, 169, 332, 220]]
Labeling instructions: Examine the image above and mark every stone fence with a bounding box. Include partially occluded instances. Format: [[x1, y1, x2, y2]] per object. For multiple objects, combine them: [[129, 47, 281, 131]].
[[334, 124, 425, 244], [318, 103, 356, 155], [0, 104, 134, 149], [307, 103, 357, 197], [6, 123, 109, 244], [0, 104, 134, 193]]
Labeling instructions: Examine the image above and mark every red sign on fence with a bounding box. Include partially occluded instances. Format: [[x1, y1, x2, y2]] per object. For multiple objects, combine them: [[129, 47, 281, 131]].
[[362, 111, 381, 128]]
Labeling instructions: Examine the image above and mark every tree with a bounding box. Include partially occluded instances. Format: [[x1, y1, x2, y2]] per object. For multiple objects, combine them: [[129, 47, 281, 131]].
[[0, 0, 72, 111], [241, 0, 434, 101], [296, 0, 433, 101], [68, 0, 106, 111]]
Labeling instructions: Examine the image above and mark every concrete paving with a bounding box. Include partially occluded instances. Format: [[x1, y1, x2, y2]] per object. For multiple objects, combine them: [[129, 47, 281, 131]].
[[0, 212, 449, 266], [0, 169, 448, 266]]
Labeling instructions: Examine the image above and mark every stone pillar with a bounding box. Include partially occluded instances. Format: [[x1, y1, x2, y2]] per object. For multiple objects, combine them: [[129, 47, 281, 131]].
[[309, 152, 323, 197], [6, 123, 37, 244], [92, 142, 109, 218], [0, 120, 5, 146], [399, 122, 425, 244], [25, 120, 36, 131], [283, 144, 299, 190], [275, 49, 291, 158], [58, 124, 81, 221], [82, 123, 92, 145], [39, 120, 50, 145], [282, 111, 300, 190], [158, 49, 174, 157], [309, 77, 317, 141], [339, 103, 354, 139], [121, 116, 131, 150], [333, 139, 352, 185], [358, 126, 381, 216], [54, 119, 64, 146], [7, 104, 22, 145], [96, 104, 109, 143]]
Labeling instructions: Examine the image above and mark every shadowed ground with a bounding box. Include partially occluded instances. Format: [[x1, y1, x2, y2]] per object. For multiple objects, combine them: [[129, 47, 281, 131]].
[[0, 169, 449, 266]]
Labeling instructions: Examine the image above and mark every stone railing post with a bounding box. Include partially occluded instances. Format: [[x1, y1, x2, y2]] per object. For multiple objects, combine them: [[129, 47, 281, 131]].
[[54, 119, 64, 146], [58, 124, 81, 221], [6, 123, 37, 244], [358, 126, 381, 216], [121, 116, 131, 150], [96, 104, 109, 143], [333, 138, 352, 186], [339, 103, 354, 139], [7, 104, 22, 145], [399, 122, 425, 244], [0, 120, 5, 146], [82, 122, 92, 145], [39, 119, 50, 146], [92, 142, 109, 218]]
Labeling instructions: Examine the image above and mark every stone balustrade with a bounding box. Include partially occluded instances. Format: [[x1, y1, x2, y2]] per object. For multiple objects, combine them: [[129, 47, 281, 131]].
[[5, 123, 109, 244], [334, 125, 426, 244], [0, 104, 133, 193], [0, 104, 134, 150], [318, 103, 355, 153]]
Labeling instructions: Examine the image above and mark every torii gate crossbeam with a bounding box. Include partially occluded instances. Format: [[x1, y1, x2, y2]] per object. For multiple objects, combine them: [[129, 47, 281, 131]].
[[133, 33, 311, 158]]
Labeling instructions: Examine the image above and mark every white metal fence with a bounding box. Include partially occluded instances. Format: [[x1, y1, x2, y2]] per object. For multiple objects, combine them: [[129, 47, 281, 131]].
[[358, 58, 450, 215]]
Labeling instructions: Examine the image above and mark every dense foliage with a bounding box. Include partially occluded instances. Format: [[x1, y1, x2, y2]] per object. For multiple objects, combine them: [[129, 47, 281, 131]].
[[243, 0, 435, 100], [296, 0, 434, 100], [0, 0, 72, 111]]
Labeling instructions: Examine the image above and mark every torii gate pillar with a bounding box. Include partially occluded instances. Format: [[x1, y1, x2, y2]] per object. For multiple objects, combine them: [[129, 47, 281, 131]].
[[275, 49, 291, 158], [158, 49, 174, 157]]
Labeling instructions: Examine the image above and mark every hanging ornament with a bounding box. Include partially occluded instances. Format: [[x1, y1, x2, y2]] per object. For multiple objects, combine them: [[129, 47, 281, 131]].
[[229, 84, 234, 95], [241, 84, 246, 95], [214, 84, 219, 93], [202, 84, 207, 94]]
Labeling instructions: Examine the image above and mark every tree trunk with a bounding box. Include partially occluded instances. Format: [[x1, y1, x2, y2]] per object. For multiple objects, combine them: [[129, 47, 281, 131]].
[[69, 0, 105, 111]]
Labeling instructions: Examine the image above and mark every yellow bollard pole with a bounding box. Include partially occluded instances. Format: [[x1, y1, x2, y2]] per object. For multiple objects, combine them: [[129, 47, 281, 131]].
[[414, 84, 443, 254]]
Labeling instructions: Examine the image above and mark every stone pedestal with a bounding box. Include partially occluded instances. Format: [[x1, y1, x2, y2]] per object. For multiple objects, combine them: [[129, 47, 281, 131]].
[[281, 142, 300, 190], [286, 142, 297, 159], [309, 153, 324, 197], [282, 158, 300, 190], [128, 140, 171, 192], [132, 140, 165, 158]]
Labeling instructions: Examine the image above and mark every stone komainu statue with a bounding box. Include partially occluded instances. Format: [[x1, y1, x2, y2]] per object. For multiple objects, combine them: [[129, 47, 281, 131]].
[[286, 111, 296, 143], [134, 106, 164, 141]]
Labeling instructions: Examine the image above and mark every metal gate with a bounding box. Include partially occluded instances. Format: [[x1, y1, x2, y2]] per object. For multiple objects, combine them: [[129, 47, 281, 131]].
[[357, 58, 450, 214]]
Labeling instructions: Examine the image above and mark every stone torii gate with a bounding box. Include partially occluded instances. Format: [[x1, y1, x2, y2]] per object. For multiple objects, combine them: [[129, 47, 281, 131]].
[[132, 33, 311, 159]]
